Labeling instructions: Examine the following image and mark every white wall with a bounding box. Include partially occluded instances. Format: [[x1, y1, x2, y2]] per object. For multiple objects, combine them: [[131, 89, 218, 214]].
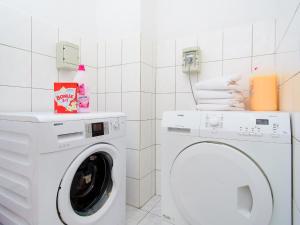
[[0, 0, 98, 37], [155, 0, 300, 39], [96, 0, 141, 39]]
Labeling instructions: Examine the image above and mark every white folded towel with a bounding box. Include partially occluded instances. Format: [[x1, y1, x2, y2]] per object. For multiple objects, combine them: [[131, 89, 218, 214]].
[[195, 90, 244, 100], [195, 75, 241, 90], [196, 104, 245, 111], [196, 99, 245, 108]]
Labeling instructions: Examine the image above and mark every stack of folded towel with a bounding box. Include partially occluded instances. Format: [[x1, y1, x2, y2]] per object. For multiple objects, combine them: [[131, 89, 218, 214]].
[[194, 75, 245, 111]]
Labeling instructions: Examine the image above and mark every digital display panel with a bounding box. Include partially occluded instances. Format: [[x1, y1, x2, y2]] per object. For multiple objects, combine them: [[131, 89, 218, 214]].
[[256, 119, 269, 125], [92, 122, 104, 137]]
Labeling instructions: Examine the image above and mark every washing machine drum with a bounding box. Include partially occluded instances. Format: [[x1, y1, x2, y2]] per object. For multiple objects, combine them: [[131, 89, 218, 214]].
[[170, 142, 273, 225], [57, 144, 120, 225]]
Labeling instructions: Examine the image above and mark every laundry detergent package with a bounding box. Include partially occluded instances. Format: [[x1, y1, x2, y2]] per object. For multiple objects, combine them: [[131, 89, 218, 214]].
[[54, 82, 79, 113]]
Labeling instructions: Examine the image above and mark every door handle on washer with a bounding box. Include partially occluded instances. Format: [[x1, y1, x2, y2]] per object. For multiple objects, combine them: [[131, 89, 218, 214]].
[[237, 185, 253, 218]]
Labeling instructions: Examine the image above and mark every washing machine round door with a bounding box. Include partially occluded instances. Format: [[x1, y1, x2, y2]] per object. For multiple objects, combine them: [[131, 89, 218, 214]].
[[170, 142, 273, 225], [57, 144, 121, 225]]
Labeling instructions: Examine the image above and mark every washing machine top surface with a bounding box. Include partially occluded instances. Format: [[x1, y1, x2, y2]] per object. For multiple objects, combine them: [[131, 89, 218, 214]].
[[0, 112, 125, 122], [162, 111, 291, 144]]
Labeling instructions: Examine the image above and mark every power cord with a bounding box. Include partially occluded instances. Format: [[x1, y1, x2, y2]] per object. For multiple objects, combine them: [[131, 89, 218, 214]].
[[188, 65, 197, 105]]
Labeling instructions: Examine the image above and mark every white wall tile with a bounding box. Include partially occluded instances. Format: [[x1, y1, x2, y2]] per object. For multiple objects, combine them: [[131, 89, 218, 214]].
[[98, 67, 105, 93], [156, 94, 175, 119], [122, 92, 140, 120], [176, 93, 195, 111], [156, 67, 176, 93], [0, 4, 31, 50], [126, 177, 140, 207], [81, 37, 98, 68], [223, 57, 252, 91], [223, 25, 252, 59], [106, 93, 121, 111], [276, 51, 300, 84], [59, 27, 81, 46], [126, 121, 140, 150], [126, 149, 140, 179], [277, 8, 300, 53], [106, 39, 122, 66], [32, 53, 58, 89], [156, 120, 161, 145], [58, 70, 76, 82], [155, 170, 161, 195], [106, 66, 122, 92], [176, 66, 198, 93], [156, 40, 175, 67], [32, 17, 58, 57], [141, 38, 153, 65], [253, 20, 275, 56], [0, 86, 31, 112], [122, 63, 141, 92], [122, 36, 141, 64], [198, 30, 223, 62], [32, 88, 53, 112], [97, 93, 105, 112], [140, 146, 155, 178], [140, 171, 155, 206], [198, 61, 222, 81], [141, 64, 155, 93], [252, 54, 276, 76], [90, 93, 98, 112], [156, 145, 161, 170], [98, 40, 106, 67], [141, 120, 153, 149], [0, 45, 31, 87], [175, 37, 197, 66], [141, 93, 154, 120]]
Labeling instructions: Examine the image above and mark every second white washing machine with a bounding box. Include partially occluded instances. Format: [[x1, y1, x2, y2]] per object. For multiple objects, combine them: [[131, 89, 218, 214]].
[[0, 112, 126, 225], [161, 111, 292, 225]]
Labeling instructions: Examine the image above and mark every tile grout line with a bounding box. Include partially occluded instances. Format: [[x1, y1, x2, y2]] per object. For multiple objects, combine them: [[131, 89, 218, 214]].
[[139, 34, 142, 208], [250, 24, 254, 73], [276, 1, 300, 52], [30, 16, 33, 112]]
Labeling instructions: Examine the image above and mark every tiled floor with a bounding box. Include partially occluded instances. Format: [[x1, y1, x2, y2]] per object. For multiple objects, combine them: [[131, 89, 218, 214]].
[[126, 196, 162, 225]]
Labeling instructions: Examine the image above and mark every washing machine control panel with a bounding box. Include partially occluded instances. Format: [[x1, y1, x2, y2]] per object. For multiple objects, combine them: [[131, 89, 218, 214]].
[[201, 112, 291, 143], [85, 122, 109, 138]]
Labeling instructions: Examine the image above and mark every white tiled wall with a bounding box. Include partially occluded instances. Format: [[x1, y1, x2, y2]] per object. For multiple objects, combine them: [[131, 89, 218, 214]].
[[277, 2, 300, 112], [0, 3, 156, 209]]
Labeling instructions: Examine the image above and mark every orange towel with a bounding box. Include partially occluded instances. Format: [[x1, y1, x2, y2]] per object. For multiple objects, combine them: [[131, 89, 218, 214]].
[[250, 75, 278, 111]]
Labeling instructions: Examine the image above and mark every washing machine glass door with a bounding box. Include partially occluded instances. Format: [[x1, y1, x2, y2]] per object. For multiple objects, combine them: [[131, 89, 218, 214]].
[[57, 144, 120, 225], [170, 142, 273, 225]]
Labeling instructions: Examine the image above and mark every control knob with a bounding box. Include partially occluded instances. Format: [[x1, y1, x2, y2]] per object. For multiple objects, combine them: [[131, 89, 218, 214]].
[[208, 117, 220, 127]]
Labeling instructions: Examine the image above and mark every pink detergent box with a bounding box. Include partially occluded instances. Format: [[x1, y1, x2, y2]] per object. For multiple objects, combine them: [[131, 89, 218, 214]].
[[54, 82, 78, 113]]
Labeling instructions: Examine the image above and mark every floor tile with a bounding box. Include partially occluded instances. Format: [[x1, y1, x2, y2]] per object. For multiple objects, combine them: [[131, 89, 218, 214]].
[[138, 213, 161, 225], [126, 205, 148, 225], [150, 200, 161, 217], [141, 195, 161, 212]]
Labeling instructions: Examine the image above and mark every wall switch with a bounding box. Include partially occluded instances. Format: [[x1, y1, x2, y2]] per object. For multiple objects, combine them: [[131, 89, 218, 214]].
[[56, 41, 79, 70], [182, 47, 201, 73]]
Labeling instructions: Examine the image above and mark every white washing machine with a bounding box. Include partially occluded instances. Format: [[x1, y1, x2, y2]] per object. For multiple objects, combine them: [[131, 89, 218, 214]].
[[161, 111, 292, 225], [0, 112, 126, 225], [292, 113, 300, 225]]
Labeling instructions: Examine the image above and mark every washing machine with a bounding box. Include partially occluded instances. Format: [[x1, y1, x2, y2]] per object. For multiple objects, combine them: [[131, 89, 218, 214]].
[[293, 113, 300, 225], [161, 111, 292, 225], [0, 112, 126, 225]]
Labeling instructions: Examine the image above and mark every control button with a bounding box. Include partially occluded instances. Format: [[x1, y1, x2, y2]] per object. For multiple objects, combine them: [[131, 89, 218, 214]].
[[208, 117, 220, 127], [113, 121, 120, 130]]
